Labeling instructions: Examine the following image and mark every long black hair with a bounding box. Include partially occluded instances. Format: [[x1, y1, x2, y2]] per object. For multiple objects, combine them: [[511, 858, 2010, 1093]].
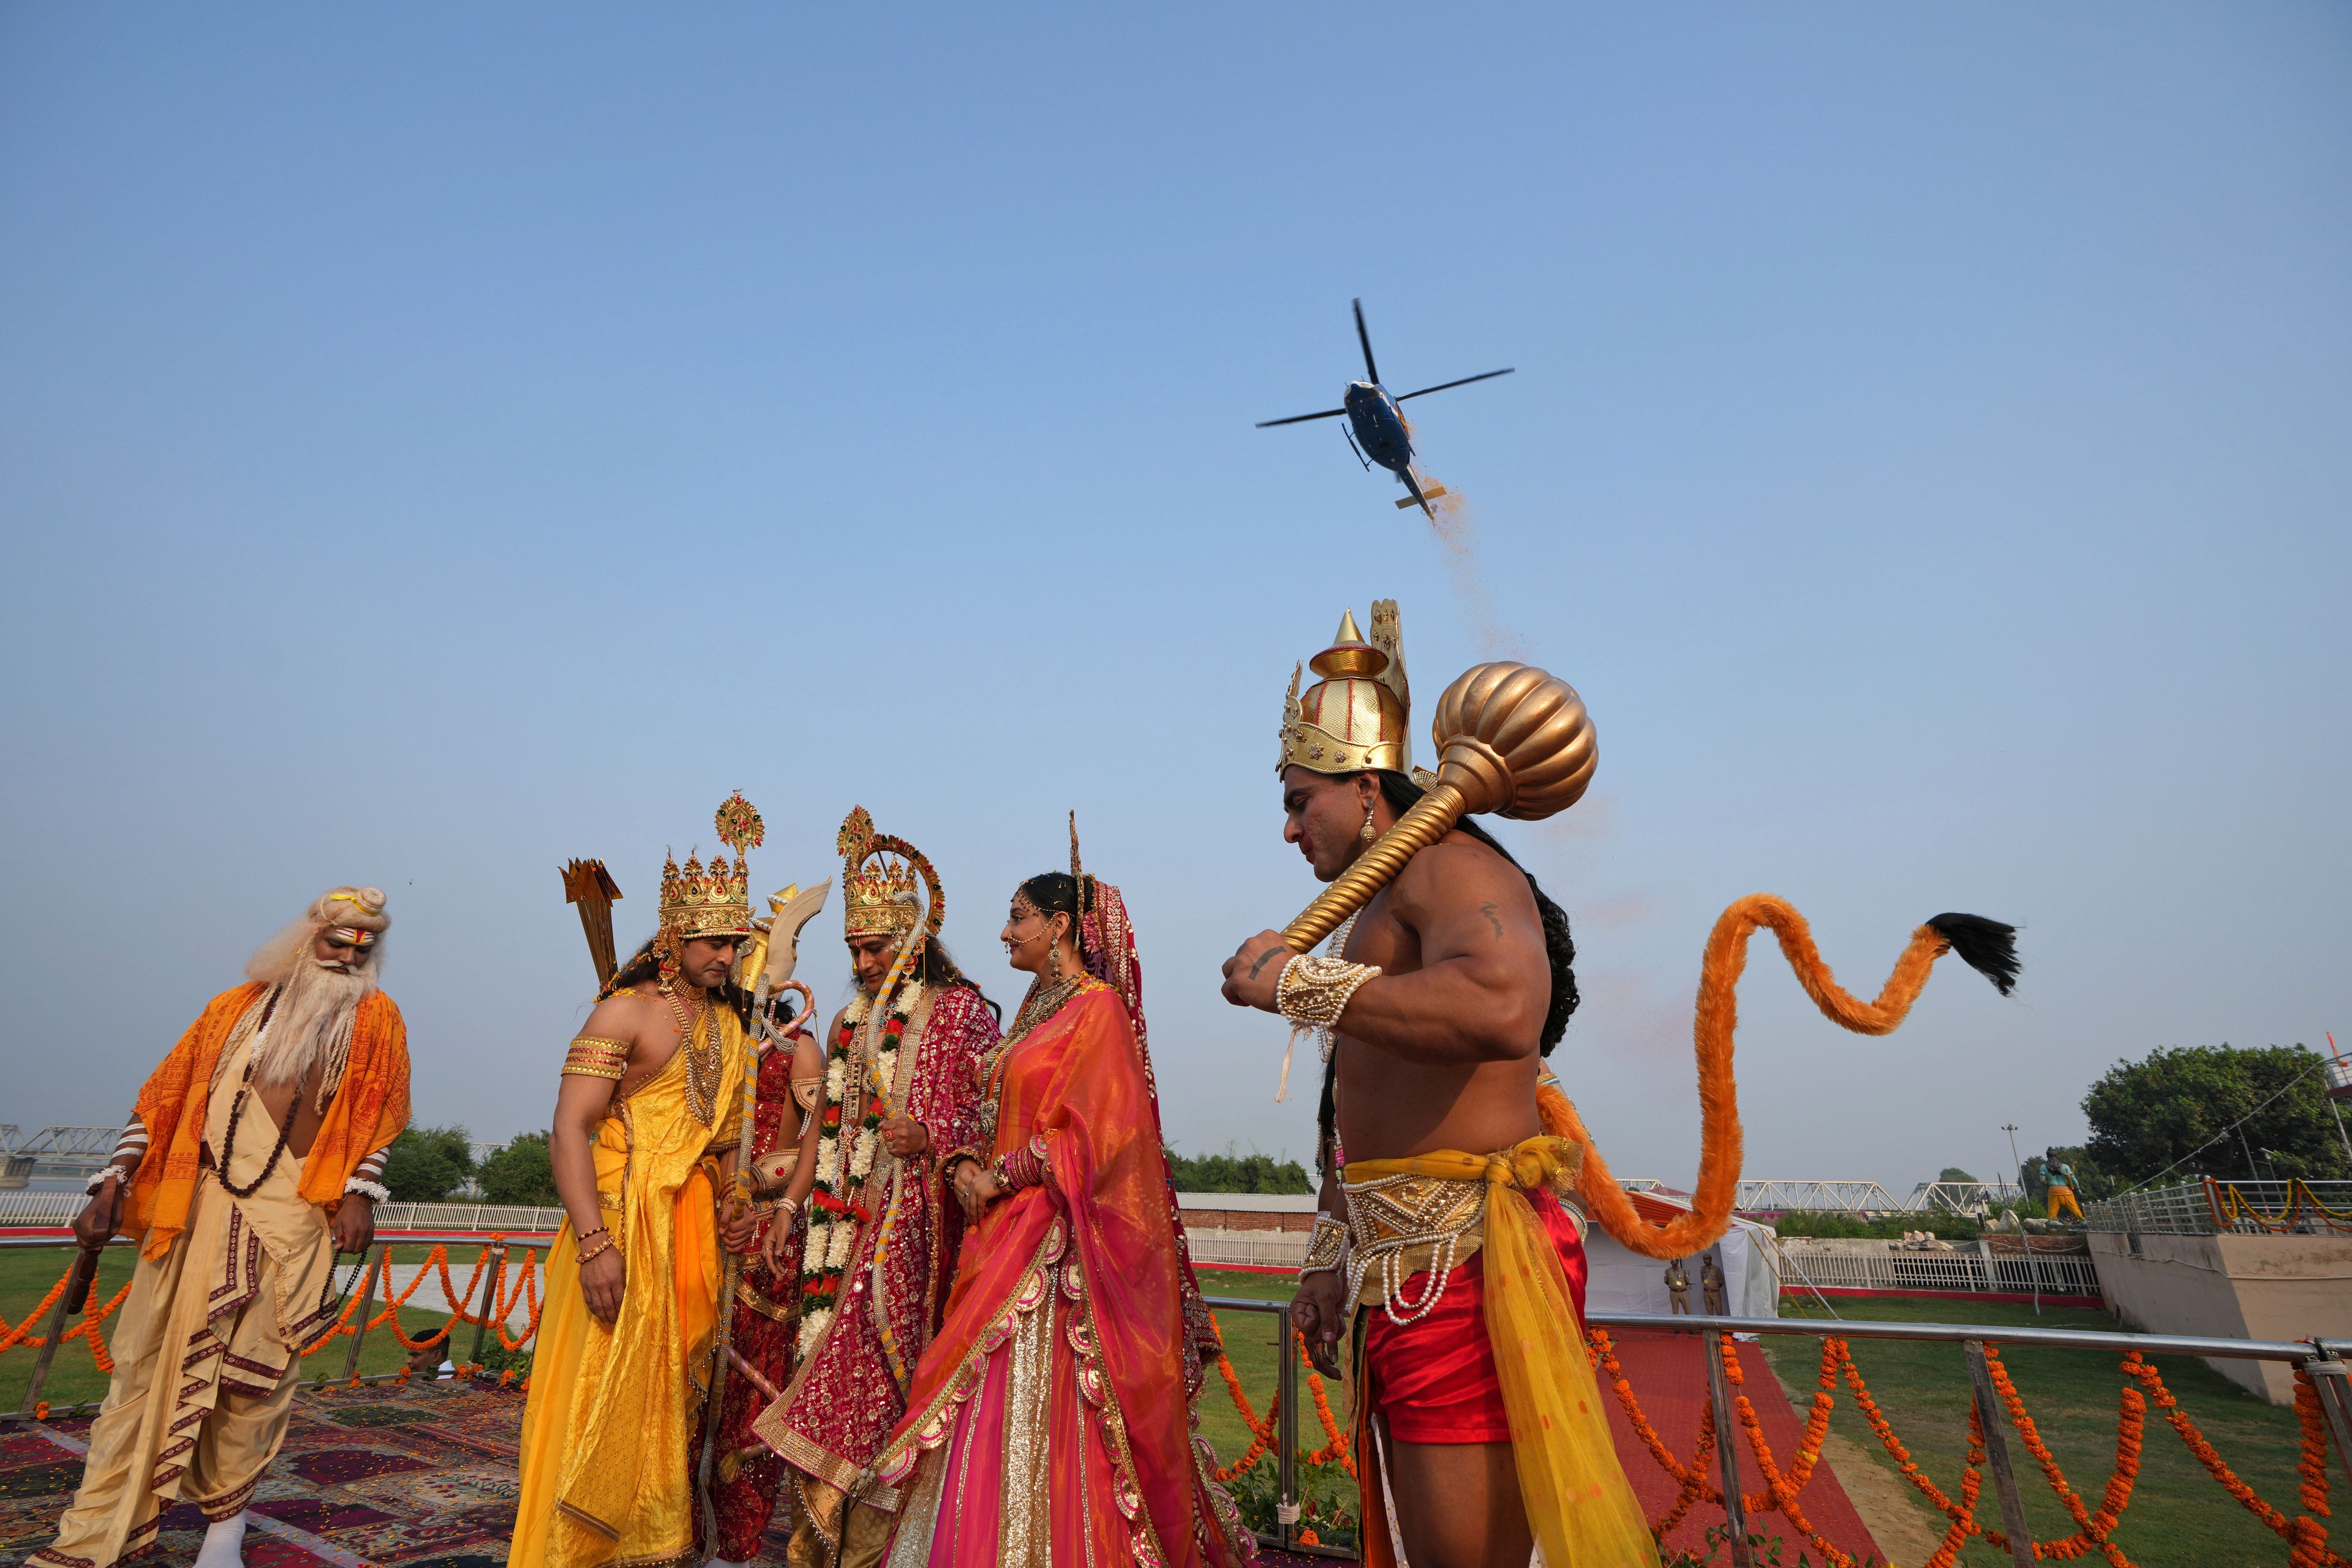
[[844, 930, 997, 1024], [914, 938, 997, 1023], [1313, 769, 1581, 1174], [607, 938, 757, 1028]]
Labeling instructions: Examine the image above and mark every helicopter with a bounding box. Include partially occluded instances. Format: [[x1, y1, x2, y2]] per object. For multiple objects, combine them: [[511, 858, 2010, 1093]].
[[1256, 298, 1513, 521]]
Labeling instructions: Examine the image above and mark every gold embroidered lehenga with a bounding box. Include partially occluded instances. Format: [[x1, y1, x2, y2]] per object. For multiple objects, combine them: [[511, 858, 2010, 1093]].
[[873, 879, 1255, 1568]]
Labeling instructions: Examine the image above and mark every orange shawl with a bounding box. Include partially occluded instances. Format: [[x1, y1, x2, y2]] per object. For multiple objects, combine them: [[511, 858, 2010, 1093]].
[[124, 982, 412, 1259]]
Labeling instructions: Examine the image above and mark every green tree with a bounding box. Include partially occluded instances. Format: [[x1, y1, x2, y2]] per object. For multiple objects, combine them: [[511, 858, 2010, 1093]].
[[2082, 1044, 2350, 1186], [382, 1125, 475, 1202], [1937, 1166, 1977, 1183], [478, 1132, 559, 1205], [1164, 1144, 1313, 1195]]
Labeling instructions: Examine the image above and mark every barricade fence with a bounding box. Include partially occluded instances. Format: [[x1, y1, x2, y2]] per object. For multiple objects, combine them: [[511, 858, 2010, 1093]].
[[1773, 1237, 2103, 1297], [10, 1232, 2350, 1567]]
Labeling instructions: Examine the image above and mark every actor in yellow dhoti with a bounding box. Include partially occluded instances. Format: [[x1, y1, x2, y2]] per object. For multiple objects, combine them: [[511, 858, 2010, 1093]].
[[36, 886, 410, 1568], [510, 797, 763, 1568]]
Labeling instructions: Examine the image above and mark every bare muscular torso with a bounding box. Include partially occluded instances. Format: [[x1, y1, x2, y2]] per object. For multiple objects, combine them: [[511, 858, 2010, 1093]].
[[1329, 826, 1547, 1164]]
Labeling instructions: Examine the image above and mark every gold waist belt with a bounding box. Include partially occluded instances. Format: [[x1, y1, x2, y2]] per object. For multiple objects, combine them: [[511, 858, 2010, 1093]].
[[1339, 1170, 1488, 1323], [1340, 1153, 1588, 1324]]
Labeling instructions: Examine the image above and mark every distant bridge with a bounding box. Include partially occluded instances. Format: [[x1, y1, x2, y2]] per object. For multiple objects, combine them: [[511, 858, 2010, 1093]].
[[0, 1125, 125, 1184], [1732, 1177, 2027, 1215]]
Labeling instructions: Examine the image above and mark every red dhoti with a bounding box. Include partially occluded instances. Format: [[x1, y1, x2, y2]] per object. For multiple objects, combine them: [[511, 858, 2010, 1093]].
[[1358, 1186, 1588, 1443]]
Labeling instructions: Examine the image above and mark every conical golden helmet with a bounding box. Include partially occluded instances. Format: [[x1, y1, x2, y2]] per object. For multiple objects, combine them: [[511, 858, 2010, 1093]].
[[1278, 600, 1413, 777]]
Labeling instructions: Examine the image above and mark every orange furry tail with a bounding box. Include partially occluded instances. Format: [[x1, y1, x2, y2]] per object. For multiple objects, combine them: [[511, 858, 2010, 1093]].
[[1550, 895, 2016, 1261]]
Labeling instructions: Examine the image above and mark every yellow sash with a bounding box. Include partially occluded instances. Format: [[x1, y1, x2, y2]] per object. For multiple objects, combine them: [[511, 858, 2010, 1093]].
[[1348, 1137, 1659, 1568]]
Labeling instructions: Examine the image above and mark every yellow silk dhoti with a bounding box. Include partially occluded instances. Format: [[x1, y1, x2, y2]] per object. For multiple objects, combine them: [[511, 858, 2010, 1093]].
[[34, 1033, 339, 1568], [509, 1017, 744, 1568]]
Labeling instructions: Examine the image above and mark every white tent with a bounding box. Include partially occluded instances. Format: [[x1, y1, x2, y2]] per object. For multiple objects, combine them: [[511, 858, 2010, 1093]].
[[1581, 1188, 1781, 1320]]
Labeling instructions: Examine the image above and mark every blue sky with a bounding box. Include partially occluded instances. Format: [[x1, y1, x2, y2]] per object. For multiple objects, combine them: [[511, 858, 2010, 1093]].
[[2, 6, 2345, 1193]]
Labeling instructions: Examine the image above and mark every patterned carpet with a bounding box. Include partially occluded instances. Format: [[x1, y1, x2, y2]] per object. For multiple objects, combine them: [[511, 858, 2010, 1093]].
[[0, 1380, 651, 1568], [0, 1376, 1321, 1567]]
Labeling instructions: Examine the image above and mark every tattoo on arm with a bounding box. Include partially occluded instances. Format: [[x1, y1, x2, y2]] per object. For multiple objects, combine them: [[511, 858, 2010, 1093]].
[[1479, 901, 1504, 940], [1248, 947, 1282, 981]]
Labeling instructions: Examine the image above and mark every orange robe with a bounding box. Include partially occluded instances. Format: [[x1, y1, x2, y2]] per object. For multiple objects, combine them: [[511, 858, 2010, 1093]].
[[124, 982, 410, 1257]]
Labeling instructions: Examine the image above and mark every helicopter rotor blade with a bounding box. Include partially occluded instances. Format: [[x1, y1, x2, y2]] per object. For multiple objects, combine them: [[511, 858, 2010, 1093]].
[[1393, 368, 1515, 401], [1255, 408, 1348, 428], [1352, 298, 1380, 385]]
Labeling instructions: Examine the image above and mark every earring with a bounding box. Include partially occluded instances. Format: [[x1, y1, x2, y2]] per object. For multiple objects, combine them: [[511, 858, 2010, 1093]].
[[1359, 804, 1379, 846], [1049, 942, 1064, 982]]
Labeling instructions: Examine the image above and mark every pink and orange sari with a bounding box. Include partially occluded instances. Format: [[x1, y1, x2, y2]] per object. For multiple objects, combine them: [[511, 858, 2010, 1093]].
[[873, 891, 1255, 1567]]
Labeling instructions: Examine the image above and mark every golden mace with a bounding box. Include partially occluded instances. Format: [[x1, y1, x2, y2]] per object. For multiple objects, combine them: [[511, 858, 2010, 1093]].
[[1280, 661, 1597, 951]]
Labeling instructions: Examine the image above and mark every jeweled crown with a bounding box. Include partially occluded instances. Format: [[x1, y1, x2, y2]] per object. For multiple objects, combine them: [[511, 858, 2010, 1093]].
[[659, 793, 762, 940], [1278, 600, 1413, 777], [837, 805, 941, 941]]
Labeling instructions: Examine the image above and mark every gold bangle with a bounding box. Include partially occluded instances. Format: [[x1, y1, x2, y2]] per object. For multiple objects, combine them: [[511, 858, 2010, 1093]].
[[577, 1232, 616, 1265]]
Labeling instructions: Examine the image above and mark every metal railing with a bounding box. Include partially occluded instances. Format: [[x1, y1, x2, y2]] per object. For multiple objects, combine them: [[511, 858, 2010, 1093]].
[[0, 1191, 568, 1231], [2085, 1177, 2352, 1237], [1772, 1237, 2101, 1296], [1, 1232, 541, 1423], [1203, 1284, 2352, 1568], [12, 1237, 2352, 1568]]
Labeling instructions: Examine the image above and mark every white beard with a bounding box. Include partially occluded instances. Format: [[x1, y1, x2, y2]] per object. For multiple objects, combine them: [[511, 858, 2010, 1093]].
[[249, 954, 372, 1091]]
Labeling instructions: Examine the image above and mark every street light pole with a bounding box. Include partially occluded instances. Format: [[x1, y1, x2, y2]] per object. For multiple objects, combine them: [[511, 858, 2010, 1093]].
[[2003, 1123, 2023, 1211]]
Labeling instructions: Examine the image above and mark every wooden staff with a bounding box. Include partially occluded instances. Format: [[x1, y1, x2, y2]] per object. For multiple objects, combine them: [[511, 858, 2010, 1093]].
[[1280, 660, 1597, 950]]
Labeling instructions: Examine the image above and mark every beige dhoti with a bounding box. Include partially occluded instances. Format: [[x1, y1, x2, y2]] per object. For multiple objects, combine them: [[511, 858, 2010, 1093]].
[[33, 1032, 340, 1568]]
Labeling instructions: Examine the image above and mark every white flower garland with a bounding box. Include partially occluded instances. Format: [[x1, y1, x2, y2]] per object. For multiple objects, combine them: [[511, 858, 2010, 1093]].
[[795, 982, 919, 1357]]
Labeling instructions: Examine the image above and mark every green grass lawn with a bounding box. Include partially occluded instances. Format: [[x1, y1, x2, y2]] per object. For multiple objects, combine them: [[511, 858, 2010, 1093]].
[[1, 1242, 469, 1414], [1771, 1297, 2318, 1568], [1196, 1268, 1301, 1466]]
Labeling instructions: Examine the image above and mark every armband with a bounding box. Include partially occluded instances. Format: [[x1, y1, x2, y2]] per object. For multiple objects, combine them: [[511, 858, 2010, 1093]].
[[563, 1037, 631, 1081], [1276, 955, 1380, 1035], [1300, 1213, 1349, 1278]]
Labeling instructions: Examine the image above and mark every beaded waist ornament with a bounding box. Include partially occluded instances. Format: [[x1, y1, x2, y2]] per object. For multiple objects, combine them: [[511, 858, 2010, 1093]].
[[1338, 1145, 1586, 1324]]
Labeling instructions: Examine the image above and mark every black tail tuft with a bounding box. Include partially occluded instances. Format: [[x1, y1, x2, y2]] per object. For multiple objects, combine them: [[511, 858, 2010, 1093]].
[[1926, 913, 2019, 997]]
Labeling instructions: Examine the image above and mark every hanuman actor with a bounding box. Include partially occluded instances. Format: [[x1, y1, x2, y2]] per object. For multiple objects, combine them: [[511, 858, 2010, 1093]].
[[752, 807, 998, 1568], [1221, 605, 1655, 1568], [510, 810, 761, 1568], [37, 886, 411, 1568]]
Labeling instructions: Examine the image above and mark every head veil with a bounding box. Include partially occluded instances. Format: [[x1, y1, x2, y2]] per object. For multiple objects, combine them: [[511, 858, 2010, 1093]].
[[1067, 815, 1221, 1380]]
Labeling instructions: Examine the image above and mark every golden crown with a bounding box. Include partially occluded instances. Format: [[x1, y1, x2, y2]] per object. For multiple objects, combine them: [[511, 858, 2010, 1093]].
[[659, 792, 762, 941], [1278, 600, 1414, 777], [837, 805, 944, 943]]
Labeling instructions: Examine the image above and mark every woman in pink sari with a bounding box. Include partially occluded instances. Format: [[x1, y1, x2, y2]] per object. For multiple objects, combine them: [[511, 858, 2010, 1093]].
[[870, 846, 1257, 1567]]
